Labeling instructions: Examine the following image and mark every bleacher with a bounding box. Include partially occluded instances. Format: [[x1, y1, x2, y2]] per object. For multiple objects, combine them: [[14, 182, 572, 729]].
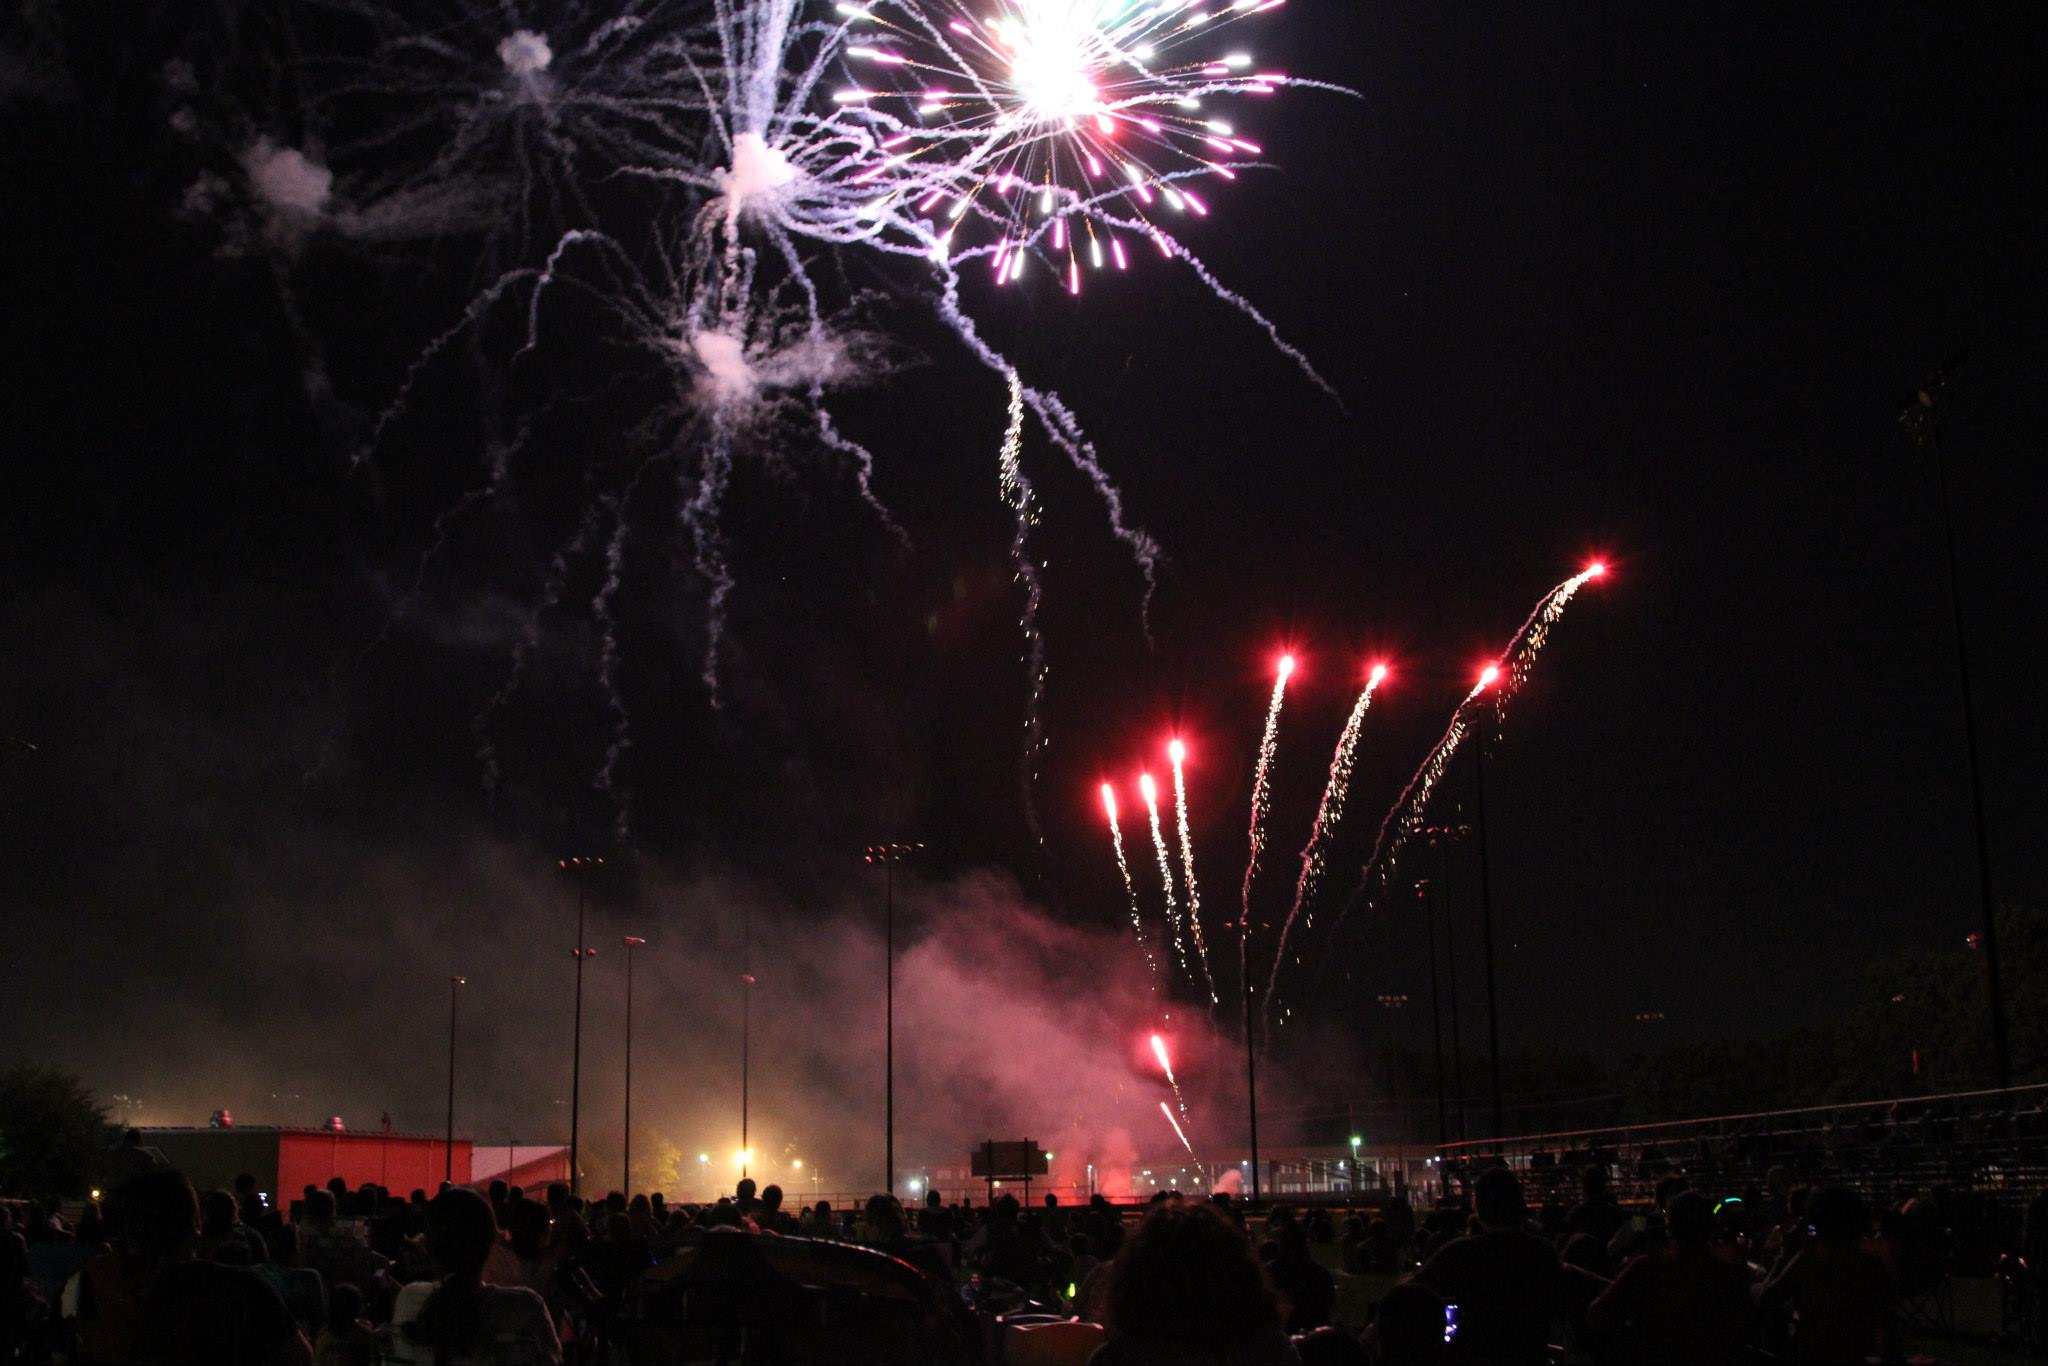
[[1436, 1082, 2048, 1212]]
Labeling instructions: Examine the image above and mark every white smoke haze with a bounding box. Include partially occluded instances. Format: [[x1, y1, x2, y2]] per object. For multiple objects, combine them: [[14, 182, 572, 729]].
[[243, 139, 332, 219], [497, 30, 554, 78], [720, 131, 799, 217], [0, 587, 1348, 1210]]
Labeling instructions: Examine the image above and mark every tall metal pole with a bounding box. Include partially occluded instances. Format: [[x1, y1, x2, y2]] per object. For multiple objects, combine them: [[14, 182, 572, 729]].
[[885, 857, 894, 1194], [1432, 829, 1469, 1142], [1473, 744, 1505, 1144], [622, 937, 646, 1196], [446, 976, 465, 1184], [1903, 381, 2009, 1089], [864, 844, 920, 1196], [742, 915, 753, 1182], [1418, 880, 1448, 1153], [1242, 919, 1261, 1203], [561, 856, 603, 1196]]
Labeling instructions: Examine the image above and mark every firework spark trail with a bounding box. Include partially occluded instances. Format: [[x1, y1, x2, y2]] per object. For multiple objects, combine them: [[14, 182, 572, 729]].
[[1149, 1032, 1198, 1144], [591, 492, 639, 840], [474, 500, 606, 801], [1263, 662, 1386, 1027], [265, 0, 1350, 838], [1139, 773, 1188, 978], [932, 274, 1161, 628], [1236, 655, 1294, 1017], [1158, 1100, 1197, 1161], [1169, 739, 1220, 1007], [998, 369, 1051, 843], [1335, 565, 1607, 934], [1104, 783, 1164, 995]]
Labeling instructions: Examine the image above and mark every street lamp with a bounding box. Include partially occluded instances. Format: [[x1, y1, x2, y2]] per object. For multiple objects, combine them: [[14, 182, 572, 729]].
[[445, 976, 467, 1183], [864, 842, 922, 1194], [621, 936, 647, 1196], [560, 855, 604, 1195]]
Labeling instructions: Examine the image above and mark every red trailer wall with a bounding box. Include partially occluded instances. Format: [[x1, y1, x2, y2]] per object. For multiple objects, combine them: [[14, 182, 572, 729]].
[[278, 1132, 472, 1199]]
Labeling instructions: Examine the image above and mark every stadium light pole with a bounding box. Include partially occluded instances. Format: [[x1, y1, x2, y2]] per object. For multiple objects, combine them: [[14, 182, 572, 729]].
[[1899, 366, 2009, 1089], [1416, 878, 1448, 1154], [622, 936, 647, 1195], [445, 975, 466, 1184], [560, 855, 604, 1195], [1426, 824, 1472, 1143], [741, 916, 754, 1183], [864, 842, 922, 1195], [1470, 667, 1506, 1145]]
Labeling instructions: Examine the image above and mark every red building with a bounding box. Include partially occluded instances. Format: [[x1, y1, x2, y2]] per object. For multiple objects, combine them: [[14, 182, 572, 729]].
[[141, 1126, 472, 1205]]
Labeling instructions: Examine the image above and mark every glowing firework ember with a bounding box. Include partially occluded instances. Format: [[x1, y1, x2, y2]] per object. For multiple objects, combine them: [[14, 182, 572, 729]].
[[1139, 772, 1189, 978], [1168, 738, 1219, 1005], [1104, 782, 1163, 992], [839, 0, 1325, 277], [1236, 654, 1294, 1010], [1148, 1031, 1176, 1083], [1264, 660, 1385, 1025], [1333, 564, 1608, 942]]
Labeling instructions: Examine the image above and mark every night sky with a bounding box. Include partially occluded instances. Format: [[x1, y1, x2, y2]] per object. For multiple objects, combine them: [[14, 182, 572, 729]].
[[2, 3, 2042, 1168]]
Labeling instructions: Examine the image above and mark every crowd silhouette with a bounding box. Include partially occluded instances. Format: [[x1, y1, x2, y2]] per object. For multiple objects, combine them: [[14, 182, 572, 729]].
[[3, 1128, 2041, 1364]]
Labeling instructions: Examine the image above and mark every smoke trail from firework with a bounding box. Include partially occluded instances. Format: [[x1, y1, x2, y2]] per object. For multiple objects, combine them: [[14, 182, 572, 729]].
[[1000, 370, 1051, 843], [1236, 655, 1295, 1019], [1158, 1100, 1197, 1161], [1335, 564, 1607, 935], [1264, 662, 1386, 1027], [1104, 784, 1163, 993], [1169, 739, 1220, 1006], [1139, 773, 1188, 978]]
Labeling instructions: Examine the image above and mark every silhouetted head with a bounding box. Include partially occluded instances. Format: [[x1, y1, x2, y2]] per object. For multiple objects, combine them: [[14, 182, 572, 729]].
[[424, 1187, 499, 1281], [1107, 1203, 1280, 1351], [1474, 1168, 1525, 1231], [1372, 1280, 1448, 1365], [1667, 1192, 1713, 1250], [124, 1169, 200, 1259], [1809, 1186, 1868, 1243]]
